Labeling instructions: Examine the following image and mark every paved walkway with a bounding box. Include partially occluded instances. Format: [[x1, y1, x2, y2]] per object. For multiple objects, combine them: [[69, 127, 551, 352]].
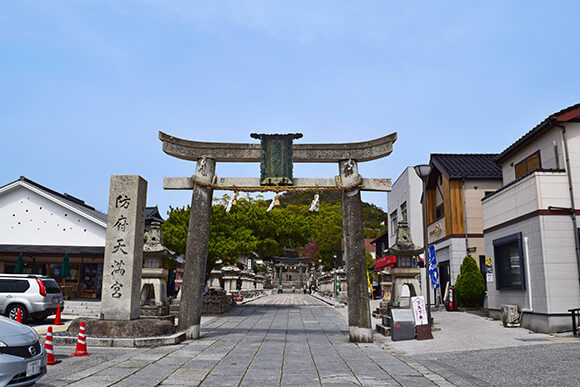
[[41, 294, 445, 386]]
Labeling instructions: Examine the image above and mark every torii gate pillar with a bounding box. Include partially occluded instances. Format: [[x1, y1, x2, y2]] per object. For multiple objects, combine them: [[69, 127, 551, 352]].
[[340, 159, 372, 342], [178, 157, 215, 338]]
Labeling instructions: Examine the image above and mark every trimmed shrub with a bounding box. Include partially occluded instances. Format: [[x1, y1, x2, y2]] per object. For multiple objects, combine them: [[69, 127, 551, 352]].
[[454, 256, 486, 307]]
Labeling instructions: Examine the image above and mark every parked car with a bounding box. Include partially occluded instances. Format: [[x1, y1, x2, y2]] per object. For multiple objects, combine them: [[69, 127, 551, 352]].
[[0, 274, 64, 323], [0, 315, 46, 386]]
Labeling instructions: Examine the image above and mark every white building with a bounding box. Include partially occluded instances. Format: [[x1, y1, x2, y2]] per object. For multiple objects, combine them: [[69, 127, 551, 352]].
[[387, 166, 424, 249], [0, 176, 107, 298], [482, 103, 580, 333]]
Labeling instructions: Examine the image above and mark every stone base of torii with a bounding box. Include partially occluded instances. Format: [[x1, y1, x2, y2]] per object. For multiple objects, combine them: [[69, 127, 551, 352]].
[[160, 131, 396, 343]]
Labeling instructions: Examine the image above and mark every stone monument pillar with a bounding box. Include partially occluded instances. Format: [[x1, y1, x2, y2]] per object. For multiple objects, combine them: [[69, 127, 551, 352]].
[[340, 159, 373, 343], [101, 175, 147, 320], [179, 157, 216, 339]]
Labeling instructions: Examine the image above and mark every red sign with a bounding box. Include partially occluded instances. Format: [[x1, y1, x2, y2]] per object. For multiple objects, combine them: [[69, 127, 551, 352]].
[[375, 255, 396, 271]]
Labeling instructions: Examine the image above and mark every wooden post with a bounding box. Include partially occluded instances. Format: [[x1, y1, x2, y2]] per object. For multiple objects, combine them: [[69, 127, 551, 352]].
[[340, 159, 373, 343], [178, 157, 216, 339]]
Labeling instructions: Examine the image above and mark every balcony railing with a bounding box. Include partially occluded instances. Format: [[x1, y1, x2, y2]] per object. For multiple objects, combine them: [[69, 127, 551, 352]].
[[482, 170, 568, 230]]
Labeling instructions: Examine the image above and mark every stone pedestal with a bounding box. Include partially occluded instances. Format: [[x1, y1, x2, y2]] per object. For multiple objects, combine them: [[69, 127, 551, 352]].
[[222, 266, 240, 295], [209, 268, 223, 290], [101, 175, 147, 321], [390, 268, 421, 308], [255, 274, 265, 291], [140, 268, 169, 316]]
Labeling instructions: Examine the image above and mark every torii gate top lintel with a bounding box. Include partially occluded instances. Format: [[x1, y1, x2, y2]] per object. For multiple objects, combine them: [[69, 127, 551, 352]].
[[159, 131, 397, 164]]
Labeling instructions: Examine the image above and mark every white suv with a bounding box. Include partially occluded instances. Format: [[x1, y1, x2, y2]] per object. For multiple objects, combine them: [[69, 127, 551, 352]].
[[0, 274, 64, 323]]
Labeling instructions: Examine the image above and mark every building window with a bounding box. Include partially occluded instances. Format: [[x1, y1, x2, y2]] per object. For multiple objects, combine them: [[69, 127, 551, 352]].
[[515, 151, 541, 178], [436, 204, 444, 220], [400, 202, 407, 221], [493, 233, 526, 290], [390, 211, 398, 235]]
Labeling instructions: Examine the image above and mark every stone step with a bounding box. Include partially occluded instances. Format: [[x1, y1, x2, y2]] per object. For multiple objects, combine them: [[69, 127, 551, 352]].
[[63, 301, 101, 317]]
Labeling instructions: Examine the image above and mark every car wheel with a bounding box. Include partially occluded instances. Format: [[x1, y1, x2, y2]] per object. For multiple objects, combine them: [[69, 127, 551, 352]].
[[7, 304, 29, 322]]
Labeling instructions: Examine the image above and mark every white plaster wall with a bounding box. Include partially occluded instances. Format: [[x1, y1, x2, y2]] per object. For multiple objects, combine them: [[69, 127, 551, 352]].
[[433, 237, 466, 284], [501, 126, 566, 184], [501, 123, 580, 190], [0, 185, 106, 247], [387, 167, 424, 248], [464, 180, 502, 235], [540, 215, 580, 314]]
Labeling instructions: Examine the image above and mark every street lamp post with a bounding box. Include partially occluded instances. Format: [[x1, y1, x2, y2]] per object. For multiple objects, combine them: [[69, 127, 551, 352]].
[[414, 164, 432, 327]]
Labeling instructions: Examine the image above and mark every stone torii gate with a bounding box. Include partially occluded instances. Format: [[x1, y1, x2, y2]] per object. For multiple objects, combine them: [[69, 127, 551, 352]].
[[160, 131, 397, 342]]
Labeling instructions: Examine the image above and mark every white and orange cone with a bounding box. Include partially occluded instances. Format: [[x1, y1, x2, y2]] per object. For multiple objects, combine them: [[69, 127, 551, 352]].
[[16, 309, 22, 323], [45, 326, 61, 365], [70, 321, 91, 357]]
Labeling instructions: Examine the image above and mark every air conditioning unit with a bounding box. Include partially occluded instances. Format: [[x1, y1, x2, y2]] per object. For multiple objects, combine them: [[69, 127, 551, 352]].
[[501, 305, 520, 327]]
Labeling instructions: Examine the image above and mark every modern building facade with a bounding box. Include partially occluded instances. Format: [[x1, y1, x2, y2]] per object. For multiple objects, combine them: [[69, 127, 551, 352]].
[[423, 154, 502, 295], [482, 103, 580, 333]]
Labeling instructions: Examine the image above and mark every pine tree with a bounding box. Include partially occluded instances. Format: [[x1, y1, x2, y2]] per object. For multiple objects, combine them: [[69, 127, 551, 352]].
[[454, 256, 486, 307]]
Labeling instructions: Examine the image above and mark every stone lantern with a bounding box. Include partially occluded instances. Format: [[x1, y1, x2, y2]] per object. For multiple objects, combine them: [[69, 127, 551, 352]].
[[141, 221, 175, 316], [384, 221, 424, 310]]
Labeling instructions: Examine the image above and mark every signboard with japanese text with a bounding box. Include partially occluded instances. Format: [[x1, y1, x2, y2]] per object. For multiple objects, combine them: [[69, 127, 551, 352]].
[[411, 296, 428, 325], [375, 255, 396, 271], [428, 246, 440, 289], [101, 175, 147, 320], [485, 257, 494, 282]]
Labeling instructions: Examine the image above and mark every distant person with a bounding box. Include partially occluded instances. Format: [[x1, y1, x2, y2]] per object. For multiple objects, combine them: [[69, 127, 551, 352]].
[[278, 284, 283, 294], [292, 285, 296, 293]]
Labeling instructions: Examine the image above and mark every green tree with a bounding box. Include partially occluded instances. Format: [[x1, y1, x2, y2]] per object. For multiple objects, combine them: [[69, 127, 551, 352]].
[[454, 256, 486, 307], [162, 194, 314, 273], [279, 191, 386, 237], [310, 203, 343, 270]]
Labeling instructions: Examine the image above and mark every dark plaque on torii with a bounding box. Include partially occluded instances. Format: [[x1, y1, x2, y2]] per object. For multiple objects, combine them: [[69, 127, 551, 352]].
[[250, 133, 303, 186]]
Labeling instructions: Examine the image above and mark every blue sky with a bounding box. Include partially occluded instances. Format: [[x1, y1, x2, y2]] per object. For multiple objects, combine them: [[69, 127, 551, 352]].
[[1, 1, 579, 216]]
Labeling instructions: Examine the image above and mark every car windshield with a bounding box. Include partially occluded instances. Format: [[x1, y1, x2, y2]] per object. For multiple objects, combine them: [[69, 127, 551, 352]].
[[42, 279, 61, 294]]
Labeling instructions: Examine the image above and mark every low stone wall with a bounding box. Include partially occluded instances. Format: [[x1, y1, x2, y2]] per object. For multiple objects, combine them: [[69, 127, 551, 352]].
[[201, 294, 235, 314]]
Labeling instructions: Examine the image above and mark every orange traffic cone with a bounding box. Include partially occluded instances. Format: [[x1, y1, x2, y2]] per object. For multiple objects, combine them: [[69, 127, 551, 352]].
[[237, 292, 243, 302], [16, 309, 22, 323], [70, 321, 91, 357], [53, 305, 63, 325], [45, 326, 61, 365]]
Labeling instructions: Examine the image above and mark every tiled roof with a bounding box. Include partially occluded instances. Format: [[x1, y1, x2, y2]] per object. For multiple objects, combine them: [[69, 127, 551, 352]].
[[145, 206, 165, 226], [431, 154, 502, 179], [497, 102, 580, 163]]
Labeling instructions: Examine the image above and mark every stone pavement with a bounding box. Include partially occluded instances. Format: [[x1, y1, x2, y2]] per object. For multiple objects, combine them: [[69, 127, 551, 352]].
[[39, 294, 446, 386]]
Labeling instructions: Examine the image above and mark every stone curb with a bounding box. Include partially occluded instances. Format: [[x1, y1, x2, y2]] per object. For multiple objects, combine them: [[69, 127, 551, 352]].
[[311, 292, 345, 307], [53, 331, 186, 348], [237, 292, 267, 305]]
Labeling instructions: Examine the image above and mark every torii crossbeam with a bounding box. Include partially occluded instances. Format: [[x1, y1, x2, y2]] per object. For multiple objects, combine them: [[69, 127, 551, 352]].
[[160, 131, 397, 343]]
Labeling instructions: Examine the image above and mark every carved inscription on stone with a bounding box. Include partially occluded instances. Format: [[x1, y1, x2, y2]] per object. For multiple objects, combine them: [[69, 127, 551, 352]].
[[101, 175, 147, 320]]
